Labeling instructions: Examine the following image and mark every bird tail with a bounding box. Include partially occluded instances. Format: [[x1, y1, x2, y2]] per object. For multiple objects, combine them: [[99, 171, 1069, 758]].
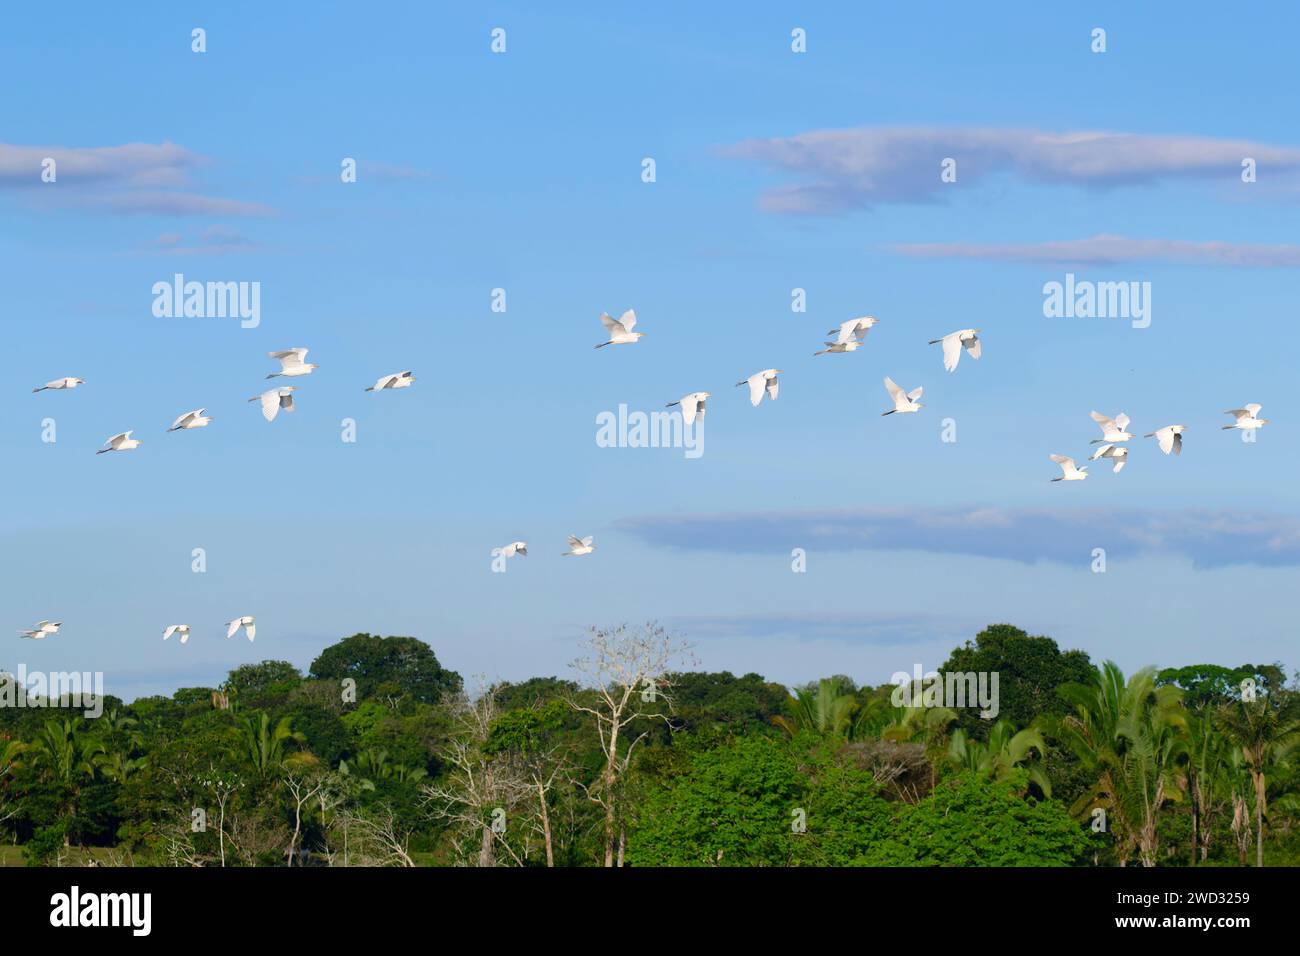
[[364, 387, 375, 392], [1088, 439, 1103, 444], [95, 448, 108, 454], [881, 410, 895, 416], [32, 387, 45, 393], [1143, 432, 1155, 437], [927, 339, 942, 345], [594, 342, 611, 349], [1051, 477, 1063, 482], [1221, 425, 1233, 430]]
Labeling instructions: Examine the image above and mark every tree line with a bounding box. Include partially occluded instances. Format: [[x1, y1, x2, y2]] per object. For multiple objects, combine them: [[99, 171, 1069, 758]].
[[0, 623, 1296, 867]]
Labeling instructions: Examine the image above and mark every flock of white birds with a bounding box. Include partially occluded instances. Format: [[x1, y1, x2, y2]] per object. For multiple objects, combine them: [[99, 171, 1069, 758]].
[[27, 350, 414, 648], [24, 309, 1271, 647]]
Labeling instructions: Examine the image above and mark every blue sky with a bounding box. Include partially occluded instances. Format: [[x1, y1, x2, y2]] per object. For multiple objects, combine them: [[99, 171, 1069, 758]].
[[4, 2, 1299, 700]]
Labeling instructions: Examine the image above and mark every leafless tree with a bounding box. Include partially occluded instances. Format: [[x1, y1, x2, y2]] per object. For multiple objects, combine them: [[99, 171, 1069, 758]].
[[331, 804, 416, 867], [282, 769, 327, 866], [567, 621, 694, 866], [421, 683, 528, 866]]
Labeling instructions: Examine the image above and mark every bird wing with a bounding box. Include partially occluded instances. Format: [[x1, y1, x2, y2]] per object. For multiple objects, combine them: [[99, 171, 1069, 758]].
[[599, 312, 627, 335], [163, 625, 179, 641], [747, 375, 765, 406], [884, 377, 904, 404], [1113, 459, 1126, 474], [964, 334, 981, 359], [1155, 428, 1174, 454], [245, 623, 256, 642], [281, 392, 295, 413], [226, 619, 240, 638], [170, 410, 199, 429], [766, 376, 779, 401], [681, 396, 699, 426], [941, 333, 962, 372], [834, 320, 860, 345], [1172, 432, 1182, 455], [567, 535, 582, 548], [270, 348, 308, 368], [618, 309, 637, 332], [1114, 413, 1131, 431], [1225, 408, 1250, 421], [907, 386, 924, 402], [1091, 444, 1113, 459], [1049, 454, 1074, 467], [259, 391, 280, 421], [1245, 403, 1262, 418], [106, 431, 129, 446], [580, 536, 593, 547], [1089, 411, 1113, 430]]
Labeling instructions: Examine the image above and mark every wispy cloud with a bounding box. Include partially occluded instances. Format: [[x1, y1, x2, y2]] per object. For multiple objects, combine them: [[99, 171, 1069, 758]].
[[668, 611, 984, 646], [721, 126, 1300, 214], [890, 234, 1300, 268], [619, 507, 1300, 569], [2, 141, 274, 218], [0, 141, 201, 187], [146, 224, 260, 255]]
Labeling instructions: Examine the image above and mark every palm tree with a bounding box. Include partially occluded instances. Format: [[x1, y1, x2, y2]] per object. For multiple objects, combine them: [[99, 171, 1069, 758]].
[[1182, 707, 1234, 864], [883, 704, 957, 788], [1217, 697, 1300, 867], [94, 751, 148, 782], [947, 719, 1052, 797], [239, 712, 306, 775], [1052, 662, 1187, 866], [29, 718, 106, 845], [773, 678, 858, 738]]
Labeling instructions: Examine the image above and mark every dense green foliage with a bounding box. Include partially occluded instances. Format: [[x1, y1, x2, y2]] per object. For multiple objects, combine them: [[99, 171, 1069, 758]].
[[1, 624, 1296, 867]]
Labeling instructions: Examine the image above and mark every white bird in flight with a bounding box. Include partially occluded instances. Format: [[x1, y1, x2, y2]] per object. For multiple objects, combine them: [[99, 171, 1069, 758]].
[[96, 431, 142, 454], [736, 369, 781, 406], [1090, 444, 1129, 474], [366, 371, 415, 391], [1144, 425, 1186, 455], [33, 377, 85, 393], [928, 329, 982, 372], [226, 616, 256, 641], [827, 316, 877, 345], [814, 339, 864, 356], [595, 310, 645, 348], [497, 541, 528, 559], [1049, 454, 1088, 481], [1223, 404, 1268, 431], [1090, 411, 1133, 444], [666, 391, 709, 426], [250, 386, 296, 422], [267, 348, 318, 378], [19, 621, 61, 640], [163, 624, 191, 644], [563, 535, 594, 557], [168, 408, 212, 432], [882, 377, 924, 415]]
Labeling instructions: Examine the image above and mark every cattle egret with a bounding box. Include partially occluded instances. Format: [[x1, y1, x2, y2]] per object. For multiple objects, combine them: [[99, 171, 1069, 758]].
[[96, 431, 142, 454], [563, 535, 595, 556], [1090, 444, 1129, 474], [226, 616, 256, 641], [1090, 411, 1133, 444], [366, 371, 415, 391], [250, 387, 296, 422], [267, 348, 318, 378], [814, 339, 863, 356], [168, 408, 212, 431], [928, 329, 982, 372], [1049, 454, 1088, 481], [595, 310, 645, 348], [498, 541, 528, 558], [33, 377, 85, 393], [666, 392, 709, 426], [19, 621, 61, 640], [882, 377, 924, 415], [163, 624, 191, 644], [1144, 425, 1186, 455], [827, 317, 877, 344], [1223, 405, 1268, 431], [736, 369, 781, 406]]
